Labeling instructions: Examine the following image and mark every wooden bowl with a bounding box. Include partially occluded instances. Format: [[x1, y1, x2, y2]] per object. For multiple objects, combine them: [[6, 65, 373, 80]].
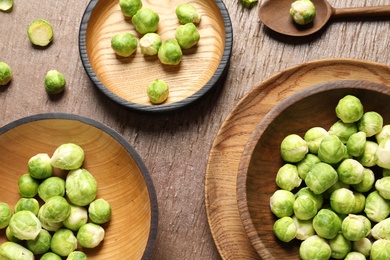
[[79, 0, 232, 113], [236, 80, 390, 259], [0, 113, 158, 259]]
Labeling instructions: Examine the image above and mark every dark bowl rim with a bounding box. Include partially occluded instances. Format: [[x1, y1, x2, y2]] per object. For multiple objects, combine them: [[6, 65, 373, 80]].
[[0, 113, 158, 260], [78, 0, 233, 114]]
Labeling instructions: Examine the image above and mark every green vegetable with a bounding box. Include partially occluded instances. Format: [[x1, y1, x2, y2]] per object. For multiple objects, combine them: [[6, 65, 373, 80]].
[[50, 229, 77, 257], [132, 8, 159, 34], [0, 0, 13, 11], [158, 39, 183, 65], [371, 239, 390, 260], [39, 195, 71, 223], [375, 137, 390, 169], [240, 0, 258, 8], [45, 70, 66, 94], [330, 188, 356, 215], [270, 189, 295, 218], [5, 226, 21, 243], [312, 209, 341, 239], [305, 162, 338, 194], [304, 127, 328, 154], [342, 214, 371, 242], [27, 19, 54, 47], [0, 242, 34, 260], [292, 215, 314, 240], [335, 95, 364, 123], [328, 120, 358, 144], [375, 176, 390, 199], [18, 173, 39, 198], [50, 143, 85, 170], [329, 233, 351, 259], [67, 251, 88, 260], [38, 209, 63, 232], [352, 237, 372, 257], [0, 202, 12, 229], [14, 198, 39, 216], [175, 3, 201, 24], [147, 79, 169, 104], [77, 223, 105, 248], [111, 33, 138, 57], [63, 205, 88, 231], [357, 140, 378, 167], [38, 176, 66, 202], [0, 61, 12, 85], [376, 124, 390, 143], [28, 153, 53, 179], [280, 134, 308, 163], [352, 192, 366, 214], [344, 252, 366, 260], [347, 131, 366, 157], [296, 153, 321, 180], [139, 33, 162, 56], [289, 0, 316, 25], [294, 195, 317, 220], [295, 187, 323, 210], [66, 168, 98, 206], [364, 191, 390, 222], [275, 163, 301, 191], [358, 111, 383, 137], [119, 0, 142, 17], [272, 216, 296, 242], [337, 158, 365, 185], [8, 210, 41, 240], [317, 135, 346, 164], [351, 168, 375, 193], [175, 23, 200, 49], [371, 218, 390, 240], [299, 235, 331, 260], [41, 252, 62, 260], [26, 228, 52, 255], [89, 198, 112, 224]]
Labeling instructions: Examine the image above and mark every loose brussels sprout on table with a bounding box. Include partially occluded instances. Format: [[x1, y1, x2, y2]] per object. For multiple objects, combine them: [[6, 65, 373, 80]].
[[139, 33, 162, 56], [0, 61, 12, 85], [119, 0, 142, 18], [175, 23, 200, 49], [289, 0, 316, 25], [147, 79, 169, 104], [27, 19, 54, 47], [158, 39, 183, 65], [132, 8, 159, 34], [45, 69, 66, 94], [0, 202, 12, 229], [175, 3, 201, 24], [111, 32, 138, 57], [0, 0, 13, 11]]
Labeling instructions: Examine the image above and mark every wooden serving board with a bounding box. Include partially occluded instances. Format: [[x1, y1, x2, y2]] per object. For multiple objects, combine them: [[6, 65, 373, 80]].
[[205, 58, 390, 260]]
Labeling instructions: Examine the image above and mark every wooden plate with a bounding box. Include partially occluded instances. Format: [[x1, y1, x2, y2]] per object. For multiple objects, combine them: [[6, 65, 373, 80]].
[[79, 0, 232, 113], [0, 113, 158, 259], [205, 58, 390, 260]]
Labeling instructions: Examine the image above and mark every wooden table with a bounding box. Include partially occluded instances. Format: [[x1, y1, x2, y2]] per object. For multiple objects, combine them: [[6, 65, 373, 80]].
[[1, 0, 390, 259]]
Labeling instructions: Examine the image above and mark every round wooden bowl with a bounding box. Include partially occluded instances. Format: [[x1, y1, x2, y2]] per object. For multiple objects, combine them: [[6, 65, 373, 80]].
[[79, 0, 232, 113], [0, 113, 158, 259], [236, 80, 390, 259]]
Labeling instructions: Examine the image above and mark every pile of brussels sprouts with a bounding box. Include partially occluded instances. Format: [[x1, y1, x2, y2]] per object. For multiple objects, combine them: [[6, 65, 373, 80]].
[[270, 95, 390, 260], [0, 143, 111, 259]]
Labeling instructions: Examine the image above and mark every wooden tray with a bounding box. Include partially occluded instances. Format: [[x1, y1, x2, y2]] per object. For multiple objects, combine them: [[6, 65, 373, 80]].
[[205, 58, 390, 260]]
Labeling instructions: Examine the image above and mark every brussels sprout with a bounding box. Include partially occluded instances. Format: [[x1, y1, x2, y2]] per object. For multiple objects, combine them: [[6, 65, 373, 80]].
[[357, 140, 378, 167], [0, 242, 34, 260], [296, 154, 321, 180], [18, 173, 40, 198], [139, 33, 162, 55], [346, 131, 366, 157], [299, 235, 331, 260], [27, 19, 54, 47], [352, 167, 375, 193], [38, 208, 63, 232], [158, 39, 183, 65], [175, 23, 200, 49], [132, 8, 159, 34], [41, 252, 62, 260], [358, 111, 383, 137], [45, 70, 66, 94], [323, 179, 350, 199], [342, 214, 371, 241], [337, 158, 364, 185], [26, 228, 52, 255], [275, 164, 301, 191], [50, 143, 85, 170], [375, 176, 390, 199], [335, 95, 364, 123], [371, 218, 390, 240], [89, 198, 112, 224], [329, 233, 351, 259], [376, 124, 390, 144], [0, 61, 12, 85], [344, 252, 366, 260], [375, 137, 390, 169], [329, 120, 358, 144], [289, 0, 316, 25], [371, 239, 390, 260], [270, 190, 295, 218], [295, 187, 323, 210], [67, 251, 88, 260], [40, 196, 71, 223], [66, 168, 98, 206], [364, 191, 390, 222], [0, 202, 12, 229], [28, 153, 53, 179], [63, 205, 88, 231], [77, 223, 105, 248], [0, 0, 13, 12], [147, 79, 169, 104], [352, 237, 372, 257], [111, 33, 138, 57], [312, 209, 341, 239], [175, 3, 201, 24], [293, 195, 318, 220], [318, 135, 346, 164], [305, 162, 338, 194], [272, 216, 296, 242], [9, 210, 41, 240], [14, 198, 39, 216], [38, 176, 65, 202], [5, 226, 21, 243], [51, 229, 78, 257], [352, 192, 366, 214], [304, 127, 329, 154], [330, 188, 356, 214], [292, 215, 315, 240], [280, 134, 308, 163], [119, 0, 142, 17]]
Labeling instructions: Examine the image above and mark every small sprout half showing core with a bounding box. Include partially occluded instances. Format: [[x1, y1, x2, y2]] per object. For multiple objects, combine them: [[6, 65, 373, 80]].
[[45, 70, 66, 94], [175, 23, 200, 49], [158, 39, 183, 65], [147, 79, 169, 104], [139, 33, 162, 56], [119, 0, 142, 18], [111, 32, 138, 57], [289, 0, 316, 25], [0, 61, 12, 85], [131, 8, 160, 34], [0, 0, 13, 11], [175, 4, 201, 24], [27, 19, 54, 47]]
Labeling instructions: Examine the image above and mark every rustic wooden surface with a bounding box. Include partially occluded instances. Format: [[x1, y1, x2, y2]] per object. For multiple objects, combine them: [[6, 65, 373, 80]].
[[1, 0, 390, 259]]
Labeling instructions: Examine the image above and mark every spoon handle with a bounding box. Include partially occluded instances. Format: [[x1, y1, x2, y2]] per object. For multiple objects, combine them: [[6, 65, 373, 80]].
[[333, 5, 390, 18]]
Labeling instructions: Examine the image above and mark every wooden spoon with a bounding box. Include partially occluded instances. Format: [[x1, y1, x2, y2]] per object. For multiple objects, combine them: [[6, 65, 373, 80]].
[[259, 0, 390, 37]]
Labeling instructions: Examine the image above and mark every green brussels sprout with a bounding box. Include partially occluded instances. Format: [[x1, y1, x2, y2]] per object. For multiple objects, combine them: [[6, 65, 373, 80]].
[[318, 135, 346, 164], [375, 137, 390, 169], [77, 223, 105, 248], [371, 218, 390, 240], [51, 229, 77, 257], [292, 215, 315, 240], [28, 153, 53, 179], [63, 205, 88, 231], [44, 70, 66, 94], [139, 33, 162, 55], [335, 95, 364, 123], [352, 237, 372, 257], [14, 198, 39, 216], [270, 189, 295, 218], [371, 239, 390, 260], [89, 198, 112, 224], [358, 111, 383, 137], [175, 3, 201, 24], [280, 134, 308, 163], [329, 233, 351, 259], [352, 192, 366, 214], [323, 179, 350, 199], [158, 39, 183, 65], [67, 251, 88, 260], [18, 174, 39, 198], [40, 196, 71, 223], [337, 158, 365, 185], [27, 19, 54, 47], [50, 143, 85, 170], [297, 154, 321, 180], [111, 33, 138, 57], [352, 168, 375, 193], [0, 202, 12, 229], [175, 23, 200, 49], [376, 124, 390, 144], [299, 235, 331, 260], [41, 252, 62, 260], [66, 168, 98, 206], [357, 140, 378, 167], [0, 242, 34, 260], [342, 214, 371, 241], [119, 0, 142, 17], [38, 176, 66, 202], [132, 8, 159, 34], [375, 176, 390, 199], [147, 79, 169, 104], [0, 0, 13, 12], [275, 163, 301, 191], [330, 188, 356, 214], [26, 228, 52, 255], [344, 252, 366, 260], [294, 195, 318, 220], [0, 61, 12, 85], [289, 0, 316, 25], [272, 216, 296, 242], [295, 187, 323, 210], [305, 162, 338, 194], [38, 208, 63, 232], [329, 120, 358, 144], [312, 209, 341, 239], [347, 131, 366, 157], [8, 210, 41, 240], [364, 191, 390, 222], [304, 127, 329, 154]]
